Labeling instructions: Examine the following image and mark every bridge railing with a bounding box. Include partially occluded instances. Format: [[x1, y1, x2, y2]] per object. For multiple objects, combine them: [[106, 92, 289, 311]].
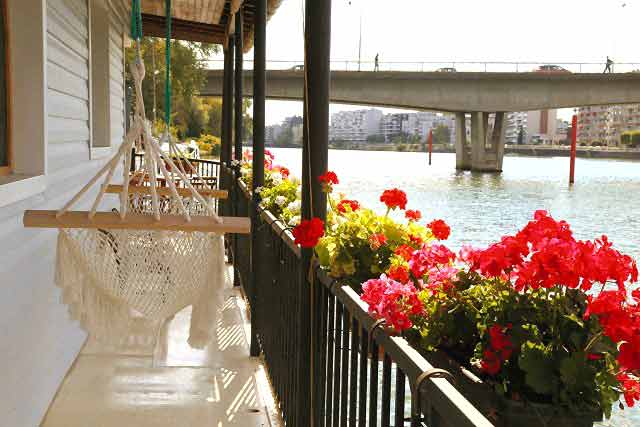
[[200, 59, 640, 74]]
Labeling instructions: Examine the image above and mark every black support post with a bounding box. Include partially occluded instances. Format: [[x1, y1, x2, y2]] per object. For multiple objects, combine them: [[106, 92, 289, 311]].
[[234, 12, 244, 161], [232, 11, 244, 287], [220, 42, 234, 216], [249, 0, 266, 358], [300, 0, 332, 426]]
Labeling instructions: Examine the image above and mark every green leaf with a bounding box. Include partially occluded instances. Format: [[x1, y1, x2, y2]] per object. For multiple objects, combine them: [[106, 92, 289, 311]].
[[518, 341, 556, 395]]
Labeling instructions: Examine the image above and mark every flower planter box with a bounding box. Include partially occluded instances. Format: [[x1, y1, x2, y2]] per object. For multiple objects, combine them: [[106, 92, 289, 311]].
[[422, 350, 602, 427]]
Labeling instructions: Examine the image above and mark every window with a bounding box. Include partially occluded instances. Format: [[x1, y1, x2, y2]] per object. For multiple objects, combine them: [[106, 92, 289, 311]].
[[0, 1, 9, 175]]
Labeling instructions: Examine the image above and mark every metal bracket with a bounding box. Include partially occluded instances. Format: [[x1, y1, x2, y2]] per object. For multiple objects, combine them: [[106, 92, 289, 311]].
[[411, 368, 455, 426], [367, 318, 387, 353]]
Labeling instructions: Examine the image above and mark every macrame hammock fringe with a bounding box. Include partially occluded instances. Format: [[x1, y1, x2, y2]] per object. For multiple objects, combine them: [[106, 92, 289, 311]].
[[24, 1, 246, 350]]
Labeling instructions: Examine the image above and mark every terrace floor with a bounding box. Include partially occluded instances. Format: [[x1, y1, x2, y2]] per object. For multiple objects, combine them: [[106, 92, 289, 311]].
[[41, 267, 281, 427]]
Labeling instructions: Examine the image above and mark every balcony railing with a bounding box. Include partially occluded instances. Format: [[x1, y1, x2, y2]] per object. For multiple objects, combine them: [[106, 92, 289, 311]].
[[132, 154, 220, 188], [226, 169, 493, 427]]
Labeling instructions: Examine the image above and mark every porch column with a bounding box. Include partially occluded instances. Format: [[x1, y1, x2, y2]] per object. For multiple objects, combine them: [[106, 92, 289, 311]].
[[234, 11, 243, 161], [232, 11, 244, 287], [220, 41, 234, 215], [249, 0, 266, 358], [223, 36, 235, 171], [301, 0, 332, 425]]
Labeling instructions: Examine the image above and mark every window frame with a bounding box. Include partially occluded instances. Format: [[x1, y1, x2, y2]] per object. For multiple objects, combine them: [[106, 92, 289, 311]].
[[0, 0, 11, 176]]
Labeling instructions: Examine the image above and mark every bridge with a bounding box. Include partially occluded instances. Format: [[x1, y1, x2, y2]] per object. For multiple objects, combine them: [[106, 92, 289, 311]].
[[203, 69, 640, 172]]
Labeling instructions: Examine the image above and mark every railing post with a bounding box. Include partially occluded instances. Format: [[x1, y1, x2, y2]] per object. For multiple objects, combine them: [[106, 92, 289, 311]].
[[250, 0, 266, 358], [233, 10, 244, 287], [301, 0, 331, 425]]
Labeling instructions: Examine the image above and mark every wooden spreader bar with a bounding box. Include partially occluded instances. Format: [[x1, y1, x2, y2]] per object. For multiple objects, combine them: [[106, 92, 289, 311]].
[[105, 184, 228, 199], [24, 210, 250, 234]]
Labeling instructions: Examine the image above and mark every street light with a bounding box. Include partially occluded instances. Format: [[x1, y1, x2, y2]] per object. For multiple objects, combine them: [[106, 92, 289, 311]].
[[348, 0, 363, 71]]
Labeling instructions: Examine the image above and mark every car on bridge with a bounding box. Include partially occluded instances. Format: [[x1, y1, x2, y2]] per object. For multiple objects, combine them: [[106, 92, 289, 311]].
[[535, 64, 571, 74], [289, 64, 304, 71], [435, 67, 457, 73]]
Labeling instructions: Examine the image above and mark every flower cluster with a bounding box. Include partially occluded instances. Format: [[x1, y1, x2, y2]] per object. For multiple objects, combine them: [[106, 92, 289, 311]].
[[480, 324, 514, 375], [292, 217, 325, 248], [380, 188, 408, 211], [465, 210, 638, 292], [361, 275, 423, 332]]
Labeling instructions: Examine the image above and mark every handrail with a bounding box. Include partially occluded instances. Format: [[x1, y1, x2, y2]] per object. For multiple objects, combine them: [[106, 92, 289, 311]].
[[201, 58, 640, 74], [317, 268, 493, 427]]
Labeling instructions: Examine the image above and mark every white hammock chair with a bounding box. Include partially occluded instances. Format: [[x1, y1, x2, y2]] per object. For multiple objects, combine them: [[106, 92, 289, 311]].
[[24, 44, 249, 350]]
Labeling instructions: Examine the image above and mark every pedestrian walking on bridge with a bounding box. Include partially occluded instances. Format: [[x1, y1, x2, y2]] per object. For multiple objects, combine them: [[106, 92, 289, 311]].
[[374, 53, 379, 72], [603, 56, 614, 73]]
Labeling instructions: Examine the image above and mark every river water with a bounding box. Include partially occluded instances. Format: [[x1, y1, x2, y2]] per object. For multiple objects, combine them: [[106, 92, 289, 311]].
[[270, 148, 640, 426]]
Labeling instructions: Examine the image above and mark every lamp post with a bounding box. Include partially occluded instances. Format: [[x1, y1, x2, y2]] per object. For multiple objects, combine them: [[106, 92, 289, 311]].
[[349, 1, 363, 71]]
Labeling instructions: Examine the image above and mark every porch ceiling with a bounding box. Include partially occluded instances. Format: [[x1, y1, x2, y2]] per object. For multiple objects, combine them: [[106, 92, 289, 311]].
[[141, 0, 283, 51]]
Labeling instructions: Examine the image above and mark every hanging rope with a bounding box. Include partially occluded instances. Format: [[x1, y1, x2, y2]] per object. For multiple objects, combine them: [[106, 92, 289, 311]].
[[130, 0, 143, 41], [164, 0, 172, 127]]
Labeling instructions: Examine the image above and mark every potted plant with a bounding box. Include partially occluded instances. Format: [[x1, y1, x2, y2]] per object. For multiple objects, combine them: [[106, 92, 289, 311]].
[[359, 210, 640, 425]]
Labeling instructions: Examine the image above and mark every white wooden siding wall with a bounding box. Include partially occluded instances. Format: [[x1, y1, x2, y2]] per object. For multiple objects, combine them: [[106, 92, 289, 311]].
[[0, 1, 128, 425], [109, 0, 126, 146], [47, 0, 90, 173]]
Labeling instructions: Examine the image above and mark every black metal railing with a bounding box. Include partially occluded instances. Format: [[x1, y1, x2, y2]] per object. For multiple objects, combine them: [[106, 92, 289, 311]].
[[231, 176, 492, 427], [132, 153, 220, 188]]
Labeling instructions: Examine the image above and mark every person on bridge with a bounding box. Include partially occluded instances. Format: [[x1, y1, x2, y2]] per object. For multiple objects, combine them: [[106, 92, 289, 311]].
[[374, 53, 379, 72], [603, 56, 614, 73]]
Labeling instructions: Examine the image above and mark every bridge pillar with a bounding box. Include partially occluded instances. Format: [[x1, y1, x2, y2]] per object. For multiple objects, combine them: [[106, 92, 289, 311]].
[[455, 112, 470, 170], [469, 111, 505, 172]]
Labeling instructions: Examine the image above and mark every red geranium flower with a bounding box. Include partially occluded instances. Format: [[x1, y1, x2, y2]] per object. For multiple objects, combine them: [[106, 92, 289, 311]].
[[369, 233, 387, 250], [488, 324, 513, 360], [264, 149, 275, 159], [394, 244, 415, 261], [278, 166, 290, 178], [405, 209, 422, 222], [337, 199, 360, 214], [292, 217, 325, 248], [387, 265, 410, 283], [319, 171, 339, 193], [480, 349, 502, 375], [427, 219, 451, 240], [380, 188, 407, 210], [318, 171, 339, 185], [408, 234, 423, 246], [617, 372, 640, 407]]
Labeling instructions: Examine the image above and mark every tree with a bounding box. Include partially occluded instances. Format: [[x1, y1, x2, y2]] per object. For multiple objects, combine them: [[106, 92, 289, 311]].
[[275, 126, 294, 146], [432, 124, 451, 145], [366, 134, 385, 144], [125, 38, 217, 138], [517, 125, 526, 145]]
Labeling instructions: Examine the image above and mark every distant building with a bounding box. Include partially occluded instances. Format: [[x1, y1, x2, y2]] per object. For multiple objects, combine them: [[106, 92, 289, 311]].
[[506, 110, 557, 144], [266, 115, 304, 146], [380, 111, 455, 144], [330, 109, 383, 145], [577, 104, 640, 146]]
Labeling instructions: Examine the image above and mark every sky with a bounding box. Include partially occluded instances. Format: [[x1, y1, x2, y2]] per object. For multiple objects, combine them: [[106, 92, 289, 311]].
[[208, 0, 639, 125]]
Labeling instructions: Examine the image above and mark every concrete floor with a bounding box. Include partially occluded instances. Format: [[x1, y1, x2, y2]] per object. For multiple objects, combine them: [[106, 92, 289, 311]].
[[41, 269, 281, 427]]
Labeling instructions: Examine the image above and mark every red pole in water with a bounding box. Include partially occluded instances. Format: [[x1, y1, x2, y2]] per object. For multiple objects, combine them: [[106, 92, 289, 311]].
[[428, 129, 433, 165], [569, 114, 577, 184]]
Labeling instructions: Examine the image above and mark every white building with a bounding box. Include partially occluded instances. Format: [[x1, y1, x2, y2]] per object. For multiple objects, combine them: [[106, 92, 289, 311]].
[[578, 104, 640, 146], [506, 110, 558, 144], [330, 109, 383, 145]]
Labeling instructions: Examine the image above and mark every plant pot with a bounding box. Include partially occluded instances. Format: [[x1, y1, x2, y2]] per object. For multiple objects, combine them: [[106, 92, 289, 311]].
[[422, 350, 603, 427]]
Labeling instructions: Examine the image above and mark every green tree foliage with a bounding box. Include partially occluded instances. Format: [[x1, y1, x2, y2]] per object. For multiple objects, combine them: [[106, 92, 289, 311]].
[[432, 124, 451, 145], [125, 38, 216, 138]]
